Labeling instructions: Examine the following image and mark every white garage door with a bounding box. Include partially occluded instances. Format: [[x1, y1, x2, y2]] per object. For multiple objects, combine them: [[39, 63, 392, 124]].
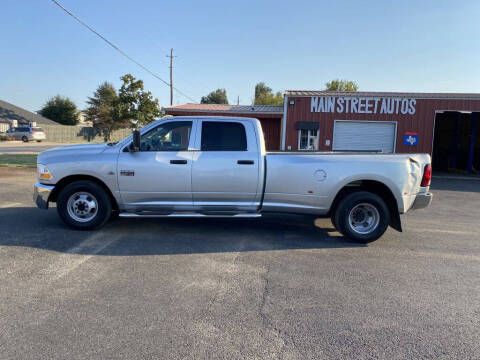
[[333, 121, 397, 153]]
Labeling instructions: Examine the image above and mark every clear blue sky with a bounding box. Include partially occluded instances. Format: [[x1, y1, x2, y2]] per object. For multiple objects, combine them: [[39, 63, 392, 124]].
[[2, 0, 480, 112]]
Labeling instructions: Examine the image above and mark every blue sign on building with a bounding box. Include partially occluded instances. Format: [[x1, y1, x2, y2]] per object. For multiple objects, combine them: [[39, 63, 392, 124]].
[[404, 132, 419, 146]]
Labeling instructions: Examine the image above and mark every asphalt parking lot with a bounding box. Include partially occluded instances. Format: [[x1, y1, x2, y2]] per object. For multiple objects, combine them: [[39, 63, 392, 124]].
[[0, 167, 479, 359]]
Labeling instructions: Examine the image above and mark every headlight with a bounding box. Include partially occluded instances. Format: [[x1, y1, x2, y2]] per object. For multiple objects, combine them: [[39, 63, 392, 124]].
[[37, 164, 52, 180]]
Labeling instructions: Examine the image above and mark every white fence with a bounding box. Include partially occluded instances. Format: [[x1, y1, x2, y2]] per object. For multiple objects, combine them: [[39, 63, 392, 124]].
[[39, 125, 131, 143]]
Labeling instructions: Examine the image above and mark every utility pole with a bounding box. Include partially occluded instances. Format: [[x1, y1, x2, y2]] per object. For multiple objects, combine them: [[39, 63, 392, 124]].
[[237, 96, 240, 105], [166, 48, 176, 106]]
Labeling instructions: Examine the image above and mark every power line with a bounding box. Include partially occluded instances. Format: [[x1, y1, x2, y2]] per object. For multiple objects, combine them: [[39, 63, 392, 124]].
[[50, 0, 198, 103]]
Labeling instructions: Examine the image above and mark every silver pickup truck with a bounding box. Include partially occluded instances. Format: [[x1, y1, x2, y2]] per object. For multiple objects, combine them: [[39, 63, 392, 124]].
[[34, 116, 432, 242]]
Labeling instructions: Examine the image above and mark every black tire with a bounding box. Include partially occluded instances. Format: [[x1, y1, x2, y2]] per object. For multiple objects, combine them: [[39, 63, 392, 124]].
[[110, 210, 120, 221], [56, 180, 112, 230], [333, 191, 389, 243], [22, 136, 29, 142], [36, 140, 42, 142]]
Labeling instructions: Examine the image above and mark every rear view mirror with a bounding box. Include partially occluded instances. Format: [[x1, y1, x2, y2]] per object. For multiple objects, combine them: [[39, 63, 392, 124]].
[[130, 129, 141, 152]]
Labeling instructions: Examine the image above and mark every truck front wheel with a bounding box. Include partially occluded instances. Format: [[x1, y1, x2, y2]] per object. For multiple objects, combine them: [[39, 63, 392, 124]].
[[56, 180, 112, 230], [333, 191, 390, 243]]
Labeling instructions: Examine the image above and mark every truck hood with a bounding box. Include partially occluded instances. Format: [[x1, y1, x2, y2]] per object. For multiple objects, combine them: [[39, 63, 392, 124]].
[[37, 143, 110, 164]]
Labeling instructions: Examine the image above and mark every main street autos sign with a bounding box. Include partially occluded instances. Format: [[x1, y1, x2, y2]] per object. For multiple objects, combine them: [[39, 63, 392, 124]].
[[310, 96, 416, 115]]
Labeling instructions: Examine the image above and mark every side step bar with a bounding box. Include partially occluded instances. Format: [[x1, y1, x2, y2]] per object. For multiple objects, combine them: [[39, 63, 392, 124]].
[[119, 213, 262, 218]]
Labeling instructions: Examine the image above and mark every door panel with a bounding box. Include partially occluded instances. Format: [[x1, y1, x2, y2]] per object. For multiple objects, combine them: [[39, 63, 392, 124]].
[[117, 151, 193, 211], [117, 120, 195, 211], [192, 120, 260, 211], [10, 129, 19, 140]]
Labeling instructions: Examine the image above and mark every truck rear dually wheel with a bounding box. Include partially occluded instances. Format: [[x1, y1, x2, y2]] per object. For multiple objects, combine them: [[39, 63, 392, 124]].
[[57, 180, 112, 230], [333, 191, 389, 243]]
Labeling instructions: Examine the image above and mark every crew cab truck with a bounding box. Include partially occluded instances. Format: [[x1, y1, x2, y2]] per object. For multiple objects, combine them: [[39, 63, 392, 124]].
[[34, 116, 433, 242]]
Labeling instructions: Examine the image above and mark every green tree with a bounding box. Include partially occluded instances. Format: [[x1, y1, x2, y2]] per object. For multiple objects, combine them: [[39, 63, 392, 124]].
[[254, 82, 283, 105], [117, 74, 162, 127], [200, 88, 228, 104], [325, 79, 359, 92], [39, 95, 78, 125], [254, 82, 271, 100], [86, 82, 121, 142], [86, 75, 162, 142]]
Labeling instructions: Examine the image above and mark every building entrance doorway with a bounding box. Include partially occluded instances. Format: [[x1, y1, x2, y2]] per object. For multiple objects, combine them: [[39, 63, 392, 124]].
[[432, 112, 479, 173]]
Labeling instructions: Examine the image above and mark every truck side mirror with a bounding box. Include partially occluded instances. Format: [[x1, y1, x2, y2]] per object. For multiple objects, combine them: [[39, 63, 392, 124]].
[[130, 129, 141, 152]]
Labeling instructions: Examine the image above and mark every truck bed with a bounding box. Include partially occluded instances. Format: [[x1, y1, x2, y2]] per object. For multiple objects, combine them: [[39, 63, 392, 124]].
[[267, 151, 411, 155], [263, 151, 431, 215]]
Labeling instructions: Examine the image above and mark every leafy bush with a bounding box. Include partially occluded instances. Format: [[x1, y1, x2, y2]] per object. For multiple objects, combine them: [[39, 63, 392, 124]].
[[39, 95, 78, 125], [0, 134, 14, 141]]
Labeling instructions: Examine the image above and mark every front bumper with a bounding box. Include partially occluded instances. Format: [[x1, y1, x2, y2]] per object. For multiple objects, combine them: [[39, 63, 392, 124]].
[[410, 192, 433, 210], [33, 182, 55, 209]]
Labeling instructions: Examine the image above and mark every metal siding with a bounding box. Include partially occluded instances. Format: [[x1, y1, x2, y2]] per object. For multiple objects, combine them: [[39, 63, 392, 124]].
[[257, 117, 281, 150], [285, 90, 480, 99], [333, 121, 396, 152], [285, 96, 480, 154]]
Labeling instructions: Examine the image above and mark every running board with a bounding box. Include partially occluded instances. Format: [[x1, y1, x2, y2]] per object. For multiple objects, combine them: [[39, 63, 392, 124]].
[[119, 212, 262, 218]]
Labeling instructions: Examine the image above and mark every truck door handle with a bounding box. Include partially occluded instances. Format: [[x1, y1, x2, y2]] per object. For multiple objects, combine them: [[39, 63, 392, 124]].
[[170, 160, 188, 164], [237, 160, 254, 165]]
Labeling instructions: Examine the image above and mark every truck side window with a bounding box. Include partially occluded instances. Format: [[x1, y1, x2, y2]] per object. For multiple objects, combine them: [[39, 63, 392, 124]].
[[140, 121, 192, 151], [201, 122, 247, 151]]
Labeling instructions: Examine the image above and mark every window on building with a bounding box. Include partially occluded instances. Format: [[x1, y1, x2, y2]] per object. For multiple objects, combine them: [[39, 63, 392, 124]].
[[201, 122, 247, 151], [298, 129, 318, 150]]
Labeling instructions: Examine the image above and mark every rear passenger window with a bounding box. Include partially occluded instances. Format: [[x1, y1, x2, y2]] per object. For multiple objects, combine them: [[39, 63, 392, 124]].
[[201, 122, 247, 151]]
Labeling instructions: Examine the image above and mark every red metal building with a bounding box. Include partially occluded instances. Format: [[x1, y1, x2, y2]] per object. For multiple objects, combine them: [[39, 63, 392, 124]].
[[283, 91, 480, 172], [163, 104, 283, 151]]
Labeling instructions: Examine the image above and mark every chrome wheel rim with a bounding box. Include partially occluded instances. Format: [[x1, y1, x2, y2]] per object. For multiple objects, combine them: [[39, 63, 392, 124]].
[[67, 192, 98, 222], [348, 203, 380, 235]]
